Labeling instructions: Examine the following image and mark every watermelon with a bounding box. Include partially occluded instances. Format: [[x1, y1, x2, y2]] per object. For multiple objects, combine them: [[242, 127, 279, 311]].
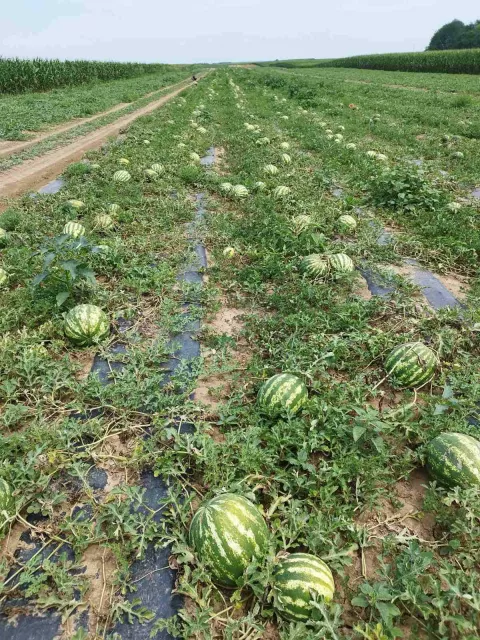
[[119, 158, 130, 165], [337, 215, 357, 232], [113, 170, 131, 183], [264, 164, 279, 176], [223, 247, 236, 258], [189, 493, 269, 587], [329, 253, 354, 274], [272, 553, 335, 622], [258, 373, 308, 415], [427, 432, 480, 488], [256, 137, 271, 146], [0, 479, 15, 533], [197, 127, 207, 134], [64, 304, 109, 346], [232, 185, 249, 198], [303, 255, 329, 278], [66, 200, 85, 210], [385, 342, 438, 389], [144, 169, 158, 179], [0, 268, 8, 287], [177, 142, 187, 149], [151, 163, 165, 175], [254, 181, 267, 191], [292, 215, 313, 235], [220, 182, 233, 194], [94, 214, 114, 231], [63, 221, 85, 238], [280, 142, 290, 150], [190, 152, 201, 162], [90, 163, 101, 169], [108, 204, 121, 215], [281, 154, 292, 165], [143, 140, 150, 145], [273, 186, 291, 199], [0, 228, 8, 246]]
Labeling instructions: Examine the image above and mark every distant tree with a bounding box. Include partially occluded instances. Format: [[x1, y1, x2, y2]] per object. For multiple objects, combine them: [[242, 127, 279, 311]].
[[427, 20, 466, 50]]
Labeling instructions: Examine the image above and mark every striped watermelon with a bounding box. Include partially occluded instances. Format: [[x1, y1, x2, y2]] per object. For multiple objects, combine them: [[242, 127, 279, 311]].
[[64, 304, 109, 346], [190, 152, 201, 162], [113, 170, 131, 183], [197, 127, 207, 134], [220, 182, 233, 194], [0, 268, 7, 287], [303, 255, 329, 278], [151, 163, 165, 175], [264, 164, 279, 176], [273, 186, 291, 199], [66, 200, 85, 210], [280, 142, 290, 150], [119, 158, 130, 165], [108, 204, 121, 215], [94, 214, 114, 231], [272, 553, 335, 622], [189, 493, 269, 587], [281, 154, 292, 165], [329, 253, 354, 273], [337, 215, 357, 232], [292, 215, 313, 235], [385, 342, 438, 389], [258, 373, 308, 415], [144, 169, 158, 180], [0, 228, 8, 245], [256, 137, 271, 146], [427, 433, 480, 488], [254, 181, 267, 191], [232, 185, 249, 198], [63, 221, 85, 238], [0, 478, 15, 533]]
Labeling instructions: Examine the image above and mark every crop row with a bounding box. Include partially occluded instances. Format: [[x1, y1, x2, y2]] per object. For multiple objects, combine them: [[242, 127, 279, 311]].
[[0, 57, 194, 94], [264, 48, 480, 74]]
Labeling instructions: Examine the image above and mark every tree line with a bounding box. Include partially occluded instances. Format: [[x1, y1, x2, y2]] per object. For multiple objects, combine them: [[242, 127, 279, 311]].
[[428, 19, 480, 50]]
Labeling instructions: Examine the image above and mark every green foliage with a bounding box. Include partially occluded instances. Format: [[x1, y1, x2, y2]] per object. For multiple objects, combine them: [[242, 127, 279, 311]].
[[428, 19, 480, 51], [366, 165, 444, 212]]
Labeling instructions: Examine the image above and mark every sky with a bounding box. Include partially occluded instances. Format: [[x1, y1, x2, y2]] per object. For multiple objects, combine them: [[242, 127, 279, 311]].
[[1, 0, 478, 63]]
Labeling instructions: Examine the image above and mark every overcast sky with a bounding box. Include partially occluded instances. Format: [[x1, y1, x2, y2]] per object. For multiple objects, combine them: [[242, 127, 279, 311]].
[[1, 0, 478, 63]]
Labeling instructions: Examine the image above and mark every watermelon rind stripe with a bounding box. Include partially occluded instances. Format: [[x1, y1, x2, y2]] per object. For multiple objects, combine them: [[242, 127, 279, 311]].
[[427, 432, 480, 488], [386, 342, 437, 388]]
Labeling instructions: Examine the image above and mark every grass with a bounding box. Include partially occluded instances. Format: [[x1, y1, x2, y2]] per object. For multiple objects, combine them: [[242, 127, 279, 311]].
[[0, 67, 480, 639]]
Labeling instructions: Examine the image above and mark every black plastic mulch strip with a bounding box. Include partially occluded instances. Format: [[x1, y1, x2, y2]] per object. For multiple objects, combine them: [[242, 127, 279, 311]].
[[0, 151, 212, 637]]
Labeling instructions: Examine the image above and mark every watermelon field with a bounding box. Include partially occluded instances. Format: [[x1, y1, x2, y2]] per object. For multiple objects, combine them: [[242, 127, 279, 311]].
[[0, 66, 480, 639]]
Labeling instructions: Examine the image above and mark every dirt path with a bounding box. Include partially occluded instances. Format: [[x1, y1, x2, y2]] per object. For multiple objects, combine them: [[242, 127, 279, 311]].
[[0, 76, 195, 161], [0, 74, 208, 202]]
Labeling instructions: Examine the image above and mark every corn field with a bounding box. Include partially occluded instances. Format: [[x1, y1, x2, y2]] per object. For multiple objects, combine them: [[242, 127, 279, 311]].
[[0, 58, 179, 94], [312, 49, 480, 74]]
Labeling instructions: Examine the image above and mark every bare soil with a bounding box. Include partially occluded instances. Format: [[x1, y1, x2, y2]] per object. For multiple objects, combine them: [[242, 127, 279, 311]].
[[0, 74, 208, 204], [0, 76, 198, 162]]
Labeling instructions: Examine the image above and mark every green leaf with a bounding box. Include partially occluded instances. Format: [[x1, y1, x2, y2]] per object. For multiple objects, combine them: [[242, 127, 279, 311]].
[[56, 291, 70, 307], [76, 265, 96, 284], [351, 595, 369, 608], [43, 252, 56, 268], [352, 425, 366, 442], [61, 260, 79, 279], [32, 272, 48, 287], [376, 601, 401, 625]]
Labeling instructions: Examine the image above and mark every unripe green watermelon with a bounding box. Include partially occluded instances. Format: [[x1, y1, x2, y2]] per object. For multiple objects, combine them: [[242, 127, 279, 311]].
[[385, 342, 438, 389], [427, 432, 480, 488], [189, 493, 269, 587], [258, 373, 308, 415], [272, 553, 335, 622], [64, 304, 109, 346]]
